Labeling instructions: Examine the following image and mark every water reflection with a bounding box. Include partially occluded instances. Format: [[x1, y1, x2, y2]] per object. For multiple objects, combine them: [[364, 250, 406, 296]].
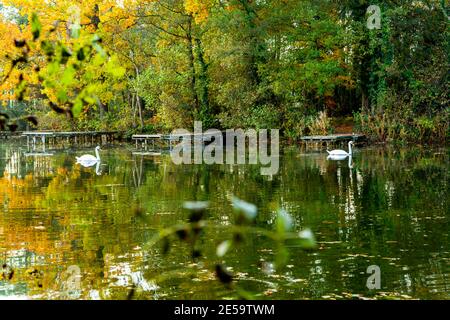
[[0, 143, 449, 299]]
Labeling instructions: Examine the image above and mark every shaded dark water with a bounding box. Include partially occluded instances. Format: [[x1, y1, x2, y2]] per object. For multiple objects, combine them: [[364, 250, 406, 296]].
[[0, 142, 448, 300]]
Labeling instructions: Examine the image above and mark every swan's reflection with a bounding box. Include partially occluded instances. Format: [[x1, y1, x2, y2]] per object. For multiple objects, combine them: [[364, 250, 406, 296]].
[[327, 154, 353, 169], [77, 160, 103, 175]]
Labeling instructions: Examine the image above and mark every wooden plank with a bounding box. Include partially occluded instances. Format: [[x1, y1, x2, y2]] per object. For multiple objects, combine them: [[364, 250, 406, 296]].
[[22, 131, 54, 136], [300, 134, 365, 142], [24, 152, 54, 157], [132, 152, 162, 156], [132, 134, 162, 139], [22, 131, 118, 137]]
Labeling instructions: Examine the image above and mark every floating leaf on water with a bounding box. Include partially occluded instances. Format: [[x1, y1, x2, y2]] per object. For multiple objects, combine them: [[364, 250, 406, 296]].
[[232, 197, 257, 222], [216, 240, 232, 257]]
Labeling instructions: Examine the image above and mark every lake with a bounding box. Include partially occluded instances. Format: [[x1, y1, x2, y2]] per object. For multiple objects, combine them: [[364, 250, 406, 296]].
[[0, 142, 448, 299]]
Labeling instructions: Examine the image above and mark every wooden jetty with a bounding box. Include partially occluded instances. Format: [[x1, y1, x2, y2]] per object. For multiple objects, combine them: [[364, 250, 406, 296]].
[[132, 132, 365, 151], [300, 133, 365, 143], [300, 133, 366, 149], [132, 132, 217, 151], [24, 152, 55, 157], [0, 131, 22, 139], [131, 151, 163, 156], [132, 134, 162, 150], [0, 131, 10, 139], [22, 131, 122, 151]]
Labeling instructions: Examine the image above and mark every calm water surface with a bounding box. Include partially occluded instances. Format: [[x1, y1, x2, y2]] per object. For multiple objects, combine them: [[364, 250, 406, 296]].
[[0, 142, 448, 299]]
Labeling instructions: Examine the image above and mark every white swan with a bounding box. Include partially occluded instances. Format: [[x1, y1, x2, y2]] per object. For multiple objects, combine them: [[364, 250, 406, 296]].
[[76, 146, 101, 167], [327, 141, 354, 157]]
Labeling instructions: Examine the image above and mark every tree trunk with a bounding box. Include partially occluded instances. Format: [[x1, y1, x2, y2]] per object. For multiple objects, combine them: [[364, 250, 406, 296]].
[[187, 17, 200, 119], [195, 38, 211, 127], [131, 92, 137, 128], [136, 94, 144, 128]]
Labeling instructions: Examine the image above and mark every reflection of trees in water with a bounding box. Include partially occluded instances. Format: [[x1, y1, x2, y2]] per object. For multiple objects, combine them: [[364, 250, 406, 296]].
[[26, 156, 55, 178], [3, 147, 23, 179], [271, 147, 449, 298], [132, 155, 144, 188], [1, 145, 56, 179], [0, 144, 448, 299]]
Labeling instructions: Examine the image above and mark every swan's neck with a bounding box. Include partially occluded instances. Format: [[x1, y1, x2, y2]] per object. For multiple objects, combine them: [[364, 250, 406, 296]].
[[348, 142, 353, 155], [95, 148, 100, 160]]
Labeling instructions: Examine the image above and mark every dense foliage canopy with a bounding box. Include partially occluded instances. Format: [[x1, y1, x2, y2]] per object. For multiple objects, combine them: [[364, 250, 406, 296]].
[[0, 0, 448, 142]]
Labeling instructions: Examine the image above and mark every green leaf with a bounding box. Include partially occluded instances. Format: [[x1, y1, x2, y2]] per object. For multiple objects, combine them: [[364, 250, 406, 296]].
[[276, 209, 293, 235], [93, 53, 106, 66], [83, 96, 96, 105], [61, 65, 76, 86], [216, 240, 232, 258], [92, 36, 106, 57], [236, 288, 256, 300], [56, 90, 68, 103], [31, 13, 42, 41], [183, 201, 209, 212], [41, 40, 54, 57], [71, 24, 81, 39], [107, 56, 126, 78], [46, 60, 59, 75], [72, 99, 83, 118], [297, 229, 317, 249], [275, 247, 289, 270], [232, 197, 257, 222]]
